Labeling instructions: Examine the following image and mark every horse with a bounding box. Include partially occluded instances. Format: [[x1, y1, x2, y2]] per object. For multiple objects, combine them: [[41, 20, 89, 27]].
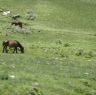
[[2, 40, 24, 53], [11, 21, 23, 28], [11, 14, 21, 20]]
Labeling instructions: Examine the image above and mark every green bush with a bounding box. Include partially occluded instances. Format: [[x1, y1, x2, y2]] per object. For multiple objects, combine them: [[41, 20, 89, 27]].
[[75, 49, 84, 56]]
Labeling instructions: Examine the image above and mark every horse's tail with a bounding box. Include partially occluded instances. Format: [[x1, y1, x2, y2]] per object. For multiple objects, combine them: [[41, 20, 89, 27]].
[[2, 41, 8, 47], [2, 40, 9, 46], [2, 41, 5, 46]]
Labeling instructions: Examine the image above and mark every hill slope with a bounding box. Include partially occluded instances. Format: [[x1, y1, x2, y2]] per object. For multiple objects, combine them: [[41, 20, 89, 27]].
[[0, 0, 96, 31], [0, 0, 96, 95]]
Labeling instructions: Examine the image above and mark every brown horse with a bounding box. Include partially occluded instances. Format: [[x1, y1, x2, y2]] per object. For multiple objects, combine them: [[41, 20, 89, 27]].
[[2, 40, 24, 53], [11, 21, 23, 28]]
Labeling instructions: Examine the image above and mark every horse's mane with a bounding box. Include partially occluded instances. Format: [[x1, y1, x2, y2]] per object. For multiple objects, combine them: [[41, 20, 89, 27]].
[[16, 41, 23, 48]]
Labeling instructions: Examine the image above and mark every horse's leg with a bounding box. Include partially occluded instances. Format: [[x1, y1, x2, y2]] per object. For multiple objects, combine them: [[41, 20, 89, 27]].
[[2, 45, 8, 53], [13, 48, 15, 53], [2, 46, 5, 53], [13, 47, 16, 53], [15, 47, 17, 53], [5, 46, 8, 53], [13, 47, 17, 53]]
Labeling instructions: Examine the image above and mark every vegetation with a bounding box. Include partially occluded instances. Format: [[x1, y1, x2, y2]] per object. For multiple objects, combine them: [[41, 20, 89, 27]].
[[0, 0, 96, 95]]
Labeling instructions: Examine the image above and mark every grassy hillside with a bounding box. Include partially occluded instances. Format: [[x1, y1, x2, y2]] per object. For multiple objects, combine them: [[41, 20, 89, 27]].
[[1, 0, 96, 30], [0, 0, 96, 95]]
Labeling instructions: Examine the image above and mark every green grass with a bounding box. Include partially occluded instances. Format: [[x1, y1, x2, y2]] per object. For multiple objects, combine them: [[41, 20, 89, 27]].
[[0, 0, 96, 95], [0, 54, 96, 95]]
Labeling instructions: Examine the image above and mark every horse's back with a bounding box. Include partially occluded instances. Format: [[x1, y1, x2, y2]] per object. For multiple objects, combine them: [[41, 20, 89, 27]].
[[8, 40, 18, 47]]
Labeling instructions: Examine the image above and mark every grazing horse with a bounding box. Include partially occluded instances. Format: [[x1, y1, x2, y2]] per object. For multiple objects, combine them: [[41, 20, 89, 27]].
[[11, 21, 23, 28], [2, 40, 24, 53], [12, 14, 21, 20]]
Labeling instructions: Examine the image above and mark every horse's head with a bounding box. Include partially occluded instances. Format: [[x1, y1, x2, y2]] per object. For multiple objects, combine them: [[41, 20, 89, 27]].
[[21, 46, 24, 53]]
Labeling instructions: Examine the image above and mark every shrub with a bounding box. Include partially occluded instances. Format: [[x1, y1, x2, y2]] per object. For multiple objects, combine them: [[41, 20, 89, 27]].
[[56, 39, 62, 44], [85, 51, 94, 58], [0, 74, 9, 80], [59, 50, 69, 58], [64, 43, 70, 47], [28, 87, 41, 95], [88, 51, 94, 57], [75, 49, 84, 56]]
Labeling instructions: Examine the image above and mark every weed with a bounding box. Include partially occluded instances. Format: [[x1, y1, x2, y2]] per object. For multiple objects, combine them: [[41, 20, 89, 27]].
[[85, 51, 94, 58], [64, 43, 70, 47], [87, 51, 94, 58], [0, 74, 9, 80], [75, 49, 84, 56], [28, 87, 41, 95]]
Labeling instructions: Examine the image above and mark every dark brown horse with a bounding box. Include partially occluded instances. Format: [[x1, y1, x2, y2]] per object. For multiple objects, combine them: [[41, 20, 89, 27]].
[[11, 14, 21, 20], [11, 21, 23, 28], [2, 40, 24, 53]]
